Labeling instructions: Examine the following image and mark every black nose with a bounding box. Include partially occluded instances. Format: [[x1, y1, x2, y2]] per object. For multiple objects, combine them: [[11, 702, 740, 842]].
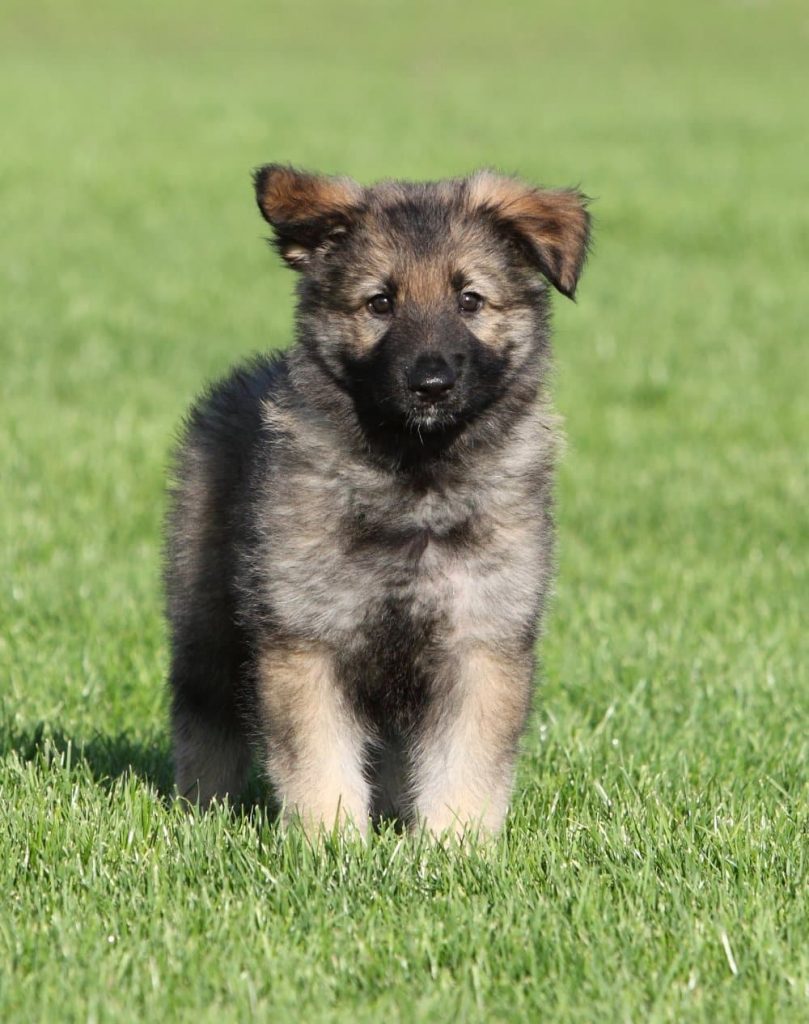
[[407, 356, 457, 401]]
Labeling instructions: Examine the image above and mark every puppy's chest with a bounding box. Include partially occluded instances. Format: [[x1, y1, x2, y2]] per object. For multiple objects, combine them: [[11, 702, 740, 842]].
[[266, 469, 542, 645]]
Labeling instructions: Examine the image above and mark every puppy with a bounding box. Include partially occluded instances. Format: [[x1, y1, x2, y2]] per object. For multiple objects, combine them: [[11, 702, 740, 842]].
[[164, 166, 590, 836]]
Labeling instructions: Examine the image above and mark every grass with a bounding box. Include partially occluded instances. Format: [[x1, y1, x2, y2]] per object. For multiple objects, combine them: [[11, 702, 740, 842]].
[[1, 0, 807, 1020]]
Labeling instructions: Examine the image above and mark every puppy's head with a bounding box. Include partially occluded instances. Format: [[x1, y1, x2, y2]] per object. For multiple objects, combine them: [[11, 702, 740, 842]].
[[254, 165, 590, 435]]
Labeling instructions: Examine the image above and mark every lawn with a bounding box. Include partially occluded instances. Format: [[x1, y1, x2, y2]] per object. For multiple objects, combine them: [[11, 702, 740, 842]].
[[1, 1, 807, 1020]]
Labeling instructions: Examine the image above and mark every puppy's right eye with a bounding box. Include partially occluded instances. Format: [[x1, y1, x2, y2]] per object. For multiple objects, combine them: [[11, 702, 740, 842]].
[[367, 294, 393, 316], [459, 291, 484, 313]]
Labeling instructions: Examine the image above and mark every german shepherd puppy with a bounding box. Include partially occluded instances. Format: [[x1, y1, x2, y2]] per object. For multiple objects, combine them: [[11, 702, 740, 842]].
[[165, 165, 590, 836]]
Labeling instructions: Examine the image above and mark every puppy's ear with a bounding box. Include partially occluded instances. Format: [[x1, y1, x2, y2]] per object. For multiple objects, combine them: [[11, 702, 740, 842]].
[[468, 171, 591, 298], [253, 164, 364, 270]]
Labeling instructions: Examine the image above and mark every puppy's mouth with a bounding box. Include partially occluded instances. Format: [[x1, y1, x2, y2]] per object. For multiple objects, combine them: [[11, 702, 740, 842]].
[[405, 400, 461, 434]]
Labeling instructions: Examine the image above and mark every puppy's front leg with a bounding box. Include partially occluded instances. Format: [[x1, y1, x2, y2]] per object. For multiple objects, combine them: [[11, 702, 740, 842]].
[[410, 647, 533, 838], [256, 645, 370, 836]]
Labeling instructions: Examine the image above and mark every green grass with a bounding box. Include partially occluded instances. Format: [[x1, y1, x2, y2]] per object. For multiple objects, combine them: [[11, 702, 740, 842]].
[[1, 1, 807, 1020]]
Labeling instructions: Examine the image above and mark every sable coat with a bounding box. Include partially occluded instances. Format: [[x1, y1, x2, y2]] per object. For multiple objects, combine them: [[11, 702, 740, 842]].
[[165, 166, 590, 835]]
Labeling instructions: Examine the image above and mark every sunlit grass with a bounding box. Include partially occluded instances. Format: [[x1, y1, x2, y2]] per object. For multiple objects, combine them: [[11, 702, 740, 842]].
[[1, 1, 807, 1020]]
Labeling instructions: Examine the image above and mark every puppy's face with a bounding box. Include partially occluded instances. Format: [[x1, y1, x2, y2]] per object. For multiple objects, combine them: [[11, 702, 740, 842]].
[[254, 166, 590, 435]]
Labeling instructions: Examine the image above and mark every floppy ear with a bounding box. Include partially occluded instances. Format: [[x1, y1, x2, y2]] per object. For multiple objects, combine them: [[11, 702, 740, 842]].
[[253, 164, 364, 270], [468, 171, 591, 298]]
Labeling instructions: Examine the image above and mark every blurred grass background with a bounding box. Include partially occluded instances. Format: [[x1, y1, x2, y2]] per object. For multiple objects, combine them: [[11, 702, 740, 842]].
[[1, 1, 807, 1021]]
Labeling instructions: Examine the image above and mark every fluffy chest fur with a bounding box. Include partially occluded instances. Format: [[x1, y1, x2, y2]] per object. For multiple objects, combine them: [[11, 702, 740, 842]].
[[247, 402, 554, 662]]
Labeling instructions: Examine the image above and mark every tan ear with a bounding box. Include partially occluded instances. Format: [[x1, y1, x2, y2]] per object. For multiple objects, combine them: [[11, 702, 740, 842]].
[[468, 171, 591, 298], [253, 164, 364, 269]]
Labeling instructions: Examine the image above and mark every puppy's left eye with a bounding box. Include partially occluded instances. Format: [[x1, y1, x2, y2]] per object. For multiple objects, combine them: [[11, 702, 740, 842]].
[[459, 291, 484, 313], [367, 294, 393, 316]]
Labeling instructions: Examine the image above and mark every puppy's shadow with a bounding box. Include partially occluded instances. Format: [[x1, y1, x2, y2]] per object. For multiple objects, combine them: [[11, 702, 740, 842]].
[[4, 725, 402, 827], [1, 722, 273, 813]]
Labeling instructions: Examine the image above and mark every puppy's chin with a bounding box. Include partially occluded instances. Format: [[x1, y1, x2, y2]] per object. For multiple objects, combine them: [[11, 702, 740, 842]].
[[404, 402, 461, 435]]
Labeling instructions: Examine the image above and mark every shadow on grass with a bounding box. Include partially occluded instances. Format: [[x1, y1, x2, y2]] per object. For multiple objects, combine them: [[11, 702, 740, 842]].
[[3, 724, 402, 830], [0, 721, 274, 812], [1, 721, 174, 794]]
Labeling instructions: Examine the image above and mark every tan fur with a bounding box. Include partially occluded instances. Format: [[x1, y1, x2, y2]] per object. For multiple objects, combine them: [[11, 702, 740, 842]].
[[468, 171, 589, 296], [256, 165, 363, 225], [255, 645, 370, 836], [412, 647, 532, 836]]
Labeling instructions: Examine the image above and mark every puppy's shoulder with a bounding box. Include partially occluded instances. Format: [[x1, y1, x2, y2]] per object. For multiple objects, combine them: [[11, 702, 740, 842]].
[[183, 352, 290, 448]]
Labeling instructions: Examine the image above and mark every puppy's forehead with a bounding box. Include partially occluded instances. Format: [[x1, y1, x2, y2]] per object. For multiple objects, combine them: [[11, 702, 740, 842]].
[[347, 182, 502, 286]]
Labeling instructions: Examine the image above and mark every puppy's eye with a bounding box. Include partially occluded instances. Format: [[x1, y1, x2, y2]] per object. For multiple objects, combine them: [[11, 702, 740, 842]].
[[367, 294, 393, 316], [459, 291, 483, 313]]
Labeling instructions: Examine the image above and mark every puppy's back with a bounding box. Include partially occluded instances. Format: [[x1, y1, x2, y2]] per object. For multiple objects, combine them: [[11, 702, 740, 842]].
[[166, 356, 285, 603], [164, 356, 287, 757]]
